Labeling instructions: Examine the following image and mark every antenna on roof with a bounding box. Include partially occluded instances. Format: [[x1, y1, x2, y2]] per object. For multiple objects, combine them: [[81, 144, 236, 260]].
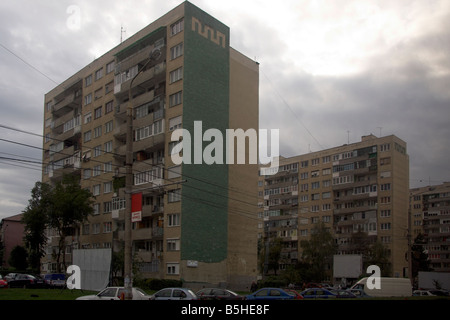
[[377, 127, 383, 137], [121, 25, 127, 43]]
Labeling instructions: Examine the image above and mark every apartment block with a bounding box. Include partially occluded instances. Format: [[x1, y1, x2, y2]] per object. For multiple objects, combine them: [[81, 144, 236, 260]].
[[410, 182, 450, 272], [258, 134, 410, 278], [41, 2, 259, 290]]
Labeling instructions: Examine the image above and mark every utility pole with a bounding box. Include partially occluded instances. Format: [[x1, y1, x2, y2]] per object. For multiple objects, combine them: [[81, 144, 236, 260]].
[[124, 47, 161, 300]]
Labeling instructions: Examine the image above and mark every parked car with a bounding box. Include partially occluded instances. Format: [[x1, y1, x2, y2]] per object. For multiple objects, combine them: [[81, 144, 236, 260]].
[[4, 273, 18, 282], [413, 289, 435, 296], [246, 288, 297, 300], [300, 288, 338, 299], [76, 287, 152, 300], [150, 288, 198, 300], [8, 274, 45, 288], [283, 289, 304, 299], [329, 289, 357, 298], [347, 288, 371, 298], [43, 273, 66, 288], [0, 278, 7, 288], [350, 277, 412, 297], [196, 288, 244, 300], [428, 289, 450, 296]]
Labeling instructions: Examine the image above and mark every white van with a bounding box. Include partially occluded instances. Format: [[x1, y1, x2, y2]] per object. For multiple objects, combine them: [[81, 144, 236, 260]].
[[350, 277, 412, 297]]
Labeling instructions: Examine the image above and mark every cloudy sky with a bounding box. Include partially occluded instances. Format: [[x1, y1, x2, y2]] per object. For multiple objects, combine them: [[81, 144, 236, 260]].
[[0, 0, 449, 221]]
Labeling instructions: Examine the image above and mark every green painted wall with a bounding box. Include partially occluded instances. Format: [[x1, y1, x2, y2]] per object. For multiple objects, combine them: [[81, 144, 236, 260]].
[[180, 2, 230, 263]]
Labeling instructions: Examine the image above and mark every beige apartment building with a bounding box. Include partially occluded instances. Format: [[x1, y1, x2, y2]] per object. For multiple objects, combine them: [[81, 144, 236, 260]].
[[41, 1, 259, 290], [258, 134, 410, 279], [410, 182, 450, 272]]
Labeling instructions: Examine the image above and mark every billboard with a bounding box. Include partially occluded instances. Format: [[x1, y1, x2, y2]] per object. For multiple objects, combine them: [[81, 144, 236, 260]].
[[72, 248, 112, 291], [333, 254, 363, 279]]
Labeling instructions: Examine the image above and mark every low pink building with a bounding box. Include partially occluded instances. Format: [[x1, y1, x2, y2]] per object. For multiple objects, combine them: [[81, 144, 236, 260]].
[[0, 214, 25, 268]]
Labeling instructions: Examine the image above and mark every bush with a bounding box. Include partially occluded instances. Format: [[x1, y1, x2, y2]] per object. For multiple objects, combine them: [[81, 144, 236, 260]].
[[135, 278, 183, 291], [257, 277, 288, 289]]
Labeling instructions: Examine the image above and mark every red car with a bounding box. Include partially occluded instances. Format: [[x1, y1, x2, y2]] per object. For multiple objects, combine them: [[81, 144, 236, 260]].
[[0, 279, 7, 288]]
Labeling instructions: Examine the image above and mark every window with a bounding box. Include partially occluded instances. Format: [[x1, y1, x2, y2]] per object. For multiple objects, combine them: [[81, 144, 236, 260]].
[[93, 204, 100, 215], [105, 81, 114, 94], [104, 161, 112, 173], [104, 182, 112, 194], [104, 141, 113, 153], [103, 221, 112, 233], [94, 145, 102, 158], [105, 100, 114, 114], [168, 189, 181, 203], [170, 43, 183, 60], [84, 130, 92, 142], [167, 263, 179, 275], [94, 106, 102, 119], [94, 88, 102, 100], [134, 167, 163, 185], [104, 201, 112, 214], [85, 75, 92, 87], [94, 126, 102, 139], [95, 68, 103, 81], [105, 120, 113, 133], [171, 19, 184, 36], [168, 213, 180, 226], [170, 67, 183, 83], [92, 223, 100, 234], [106, 61, 115, 74], [93, 184, 101, 196], [380, 143, 390, 152], [380, 157, 391, 165], [169, 91, 182, 107], [83, 168, 91, 179], [381, 223, 391, 230], [167, 239, 180, 251], [169, 115, 182, 131], [84, 93, 92, 106], [380, 210, 391, 217], [84, 112, 92, 124], [93, 165, 101, 177]]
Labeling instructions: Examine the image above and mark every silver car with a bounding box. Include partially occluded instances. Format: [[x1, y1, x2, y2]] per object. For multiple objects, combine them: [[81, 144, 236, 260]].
[[150, 287, 198, 300], [76, 286, 152, 300]]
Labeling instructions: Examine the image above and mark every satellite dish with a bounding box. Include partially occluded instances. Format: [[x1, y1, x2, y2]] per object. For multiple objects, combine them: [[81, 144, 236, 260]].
[[150, 48, 161, 60]]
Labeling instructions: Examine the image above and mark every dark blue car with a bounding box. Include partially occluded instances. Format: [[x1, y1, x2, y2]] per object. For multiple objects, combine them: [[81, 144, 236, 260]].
[[246, 287, 297, 300]]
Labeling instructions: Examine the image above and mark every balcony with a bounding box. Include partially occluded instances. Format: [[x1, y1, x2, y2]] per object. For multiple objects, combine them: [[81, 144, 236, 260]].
[[52, 92, 82, 117], [114, 61, 166, 96], [133, 132, 165, 154]]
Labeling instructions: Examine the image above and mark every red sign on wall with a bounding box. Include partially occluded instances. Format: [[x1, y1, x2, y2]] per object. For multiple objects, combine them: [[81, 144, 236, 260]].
[[131, 192, 142, 222]]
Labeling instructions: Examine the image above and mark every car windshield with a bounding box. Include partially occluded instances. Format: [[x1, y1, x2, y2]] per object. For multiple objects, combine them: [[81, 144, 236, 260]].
[[135, 288, 147, 296]]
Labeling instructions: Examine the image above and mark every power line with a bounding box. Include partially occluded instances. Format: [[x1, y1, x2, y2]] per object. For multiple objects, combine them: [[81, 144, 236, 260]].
[[261, 69, 324, 151], [0, 123, 260, 203], [0, 42, 60, 85]]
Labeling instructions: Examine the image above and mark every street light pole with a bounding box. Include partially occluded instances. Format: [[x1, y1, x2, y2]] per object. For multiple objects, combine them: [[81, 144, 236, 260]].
[[124, 47, 161, 300]]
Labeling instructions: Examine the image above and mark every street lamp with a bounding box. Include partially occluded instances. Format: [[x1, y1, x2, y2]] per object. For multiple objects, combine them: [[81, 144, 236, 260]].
[[124, 47, 161, 300]]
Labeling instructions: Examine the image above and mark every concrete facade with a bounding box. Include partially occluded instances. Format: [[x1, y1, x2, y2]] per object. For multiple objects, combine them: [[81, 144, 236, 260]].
[[41, 2, 258, 290]]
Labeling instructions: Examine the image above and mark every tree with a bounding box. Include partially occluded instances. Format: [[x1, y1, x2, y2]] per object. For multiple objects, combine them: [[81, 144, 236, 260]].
[[47, 175, 94, 272], [22, 181, 52, 273], [366, 241, 391, 276], [300, 222, 337, 281], [411, 233, 432, 278], [9, 245, 28, 270]]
